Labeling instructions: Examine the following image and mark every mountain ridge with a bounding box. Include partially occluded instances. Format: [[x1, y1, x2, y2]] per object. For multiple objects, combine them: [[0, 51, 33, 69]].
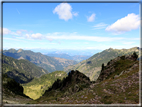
[[64, 47, 139, 81], [3, 49, 77, 73], [46, 53, 91, 62], [2, 55, 49, 84]]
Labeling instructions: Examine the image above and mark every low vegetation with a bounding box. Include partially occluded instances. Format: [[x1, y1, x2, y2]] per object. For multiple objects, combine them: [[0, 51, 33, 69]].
[[22, 71, 67, 100]]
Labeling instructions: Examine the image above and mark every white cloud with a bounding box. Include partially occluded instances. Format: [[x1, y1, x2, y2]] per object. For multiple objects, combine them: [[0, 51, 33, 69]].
[[45, 32, 124, 42], [46, 37, 53, 42], [87, 13, 95, 22], [31, 33, 42, 39], [16, 30, 22, 34], [25, 34, 30, 39], [16, 30, 27, 35], [73, 12, 78, 16], [53, 3, 77, 21], [106, 13, 140, 34], [0, 28, 11, 35], [0, 28, 29, 36], [93, 23, 108, 29]]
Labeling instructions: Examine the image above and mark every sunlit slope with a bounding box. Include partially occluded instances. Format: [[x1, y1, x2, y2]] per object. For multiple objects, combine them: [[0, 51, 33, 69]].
[[64, 47, 139, 81], [23, 71, 67, 100]]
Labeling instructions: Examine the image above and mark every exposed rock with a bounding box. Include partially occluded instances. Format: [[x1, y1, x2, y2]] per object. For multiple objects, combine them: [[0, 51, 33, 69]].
[[74, 84, 80, 92]]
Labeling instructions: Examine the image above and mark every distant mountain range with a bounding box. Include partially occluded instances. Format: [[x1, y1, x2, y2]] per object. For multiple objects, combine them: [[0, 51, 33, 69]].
[[64, 47, 139, 81], [3, 49, 77, 73], [36, 49, 101, 56], [46, 53, 91, 62]]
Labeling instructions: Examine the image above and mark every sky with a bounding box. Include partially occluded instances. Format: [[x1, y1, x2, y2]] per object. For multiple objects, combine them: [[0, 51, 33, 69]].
[[2, 2, 140, 55]]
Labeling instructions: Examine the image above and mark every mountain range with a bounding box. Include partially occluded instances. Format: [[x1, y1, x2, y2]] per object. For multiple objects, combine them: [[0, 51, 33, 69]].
[[46, 53, 91, 62], [2, 47, 140, 104], [64, 47, 139, 81], [3, 49, 77, 73]]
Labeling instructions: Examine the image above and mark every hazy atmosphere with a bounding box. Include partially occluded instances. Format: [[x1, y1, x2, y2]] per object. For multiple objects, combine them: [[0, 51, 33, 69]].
[[3, 2, 140, 55]]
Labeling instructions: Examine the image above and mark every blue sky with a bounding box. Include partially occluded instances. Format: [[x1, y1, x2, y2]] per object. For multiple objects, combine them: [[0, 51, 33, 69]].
[[2, 2, 140, 55]]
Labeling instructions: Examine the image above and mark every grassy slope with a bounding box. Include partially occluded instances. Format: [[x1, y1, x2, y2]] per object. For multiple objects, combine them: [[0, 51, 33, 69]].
[[29, 54, 139, 104], [22, 71, 67, 100], [64, 47, 139, 81]]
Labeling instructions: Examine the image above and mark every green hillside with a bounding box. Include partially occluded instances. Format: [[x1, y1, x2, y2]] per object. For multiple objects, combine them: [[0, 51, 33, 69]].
[[29, 53, 139, 104], [3, 49, 77, 72], [2, 52, 139, 104], [64, 47, 139, 81], [2, 55, 48, 83], [22, 71, 67, 100]]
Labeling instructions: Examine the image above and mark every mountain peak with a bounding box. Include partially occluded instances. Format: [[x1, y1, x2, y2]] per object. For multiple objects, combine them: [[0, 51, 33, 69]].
[[9, 48, 16, 50], [17, 49, 23, 53], [108, 47, 113, 50]]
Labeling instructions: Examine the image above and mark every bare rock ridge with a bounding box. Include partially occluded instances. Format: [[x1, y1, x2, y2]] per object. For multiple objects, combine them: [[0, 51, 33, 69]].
[[46, 70, 91, 92]]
